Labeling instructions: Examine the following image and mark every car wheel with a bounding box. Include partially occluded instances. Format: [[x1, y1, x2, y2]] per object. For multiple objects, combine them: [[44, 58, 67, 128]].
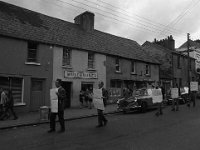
[[141, 102, 147, 113]]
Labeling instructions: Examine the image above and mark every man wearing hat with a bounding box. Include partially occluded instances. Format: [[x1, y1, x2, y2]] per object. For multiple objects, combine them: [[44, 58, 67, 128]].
[[48, 79, 66, 133]]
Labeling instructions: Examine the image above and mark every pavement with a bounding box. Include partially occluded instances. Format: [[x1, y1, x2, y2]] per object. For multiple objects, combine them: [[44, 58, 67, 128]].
[[0, 104, 119, 130]]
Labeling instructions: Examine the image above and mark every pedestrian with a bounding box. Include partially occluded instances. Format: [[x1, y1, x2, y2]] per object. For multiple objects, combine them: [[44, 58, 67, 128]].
[[171, 84, 179, 111], [79, 90, 84, 108], [96, 81, 108, 128], [2, 90, 18, 120], [84, 88, 89, 107], [88, 88, 93, 109], [0, 88, 9, 120], [155, 85, 163, 116], [48, 79, 66, 133], [188, 77, 197, 107]]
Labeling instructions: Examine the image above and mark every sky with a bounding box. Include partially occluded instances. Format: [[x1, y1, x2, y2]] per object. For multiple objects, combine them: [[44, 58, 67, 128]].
[[1, 0, 200, 48]]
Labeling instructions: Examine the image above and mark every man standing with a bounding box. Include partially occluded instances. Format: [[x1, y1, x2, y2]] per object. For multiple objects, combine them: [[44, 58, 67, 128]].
[[188, 77, 197, 107], [96, 81, 108, 128], [48, 79, 66, 133]]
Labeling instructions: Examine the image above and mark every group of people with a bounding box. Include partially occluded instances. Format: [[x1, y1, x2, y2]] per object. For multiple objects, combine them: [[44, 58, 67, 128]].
[[48, 79, 108, 133], [0, 88, 18, 120], [79, 89, 93, 109]]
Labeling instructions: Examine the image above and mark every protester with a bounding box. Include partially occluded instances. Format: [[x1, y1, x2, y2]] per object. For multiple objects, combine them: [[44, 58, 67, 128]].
[[2, 90, 18, 120], [188, 77, 197, 107], [155, 85, 163, 116], [171, 84, 179, 111], [96, 81, 108, 128], [48, 79, 66, 133]]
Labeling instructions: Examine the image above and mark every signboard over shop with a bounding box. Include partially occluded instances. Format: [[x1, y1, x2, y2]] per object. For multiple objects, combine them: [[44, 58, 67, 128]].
[[64, 71, 98, 79]]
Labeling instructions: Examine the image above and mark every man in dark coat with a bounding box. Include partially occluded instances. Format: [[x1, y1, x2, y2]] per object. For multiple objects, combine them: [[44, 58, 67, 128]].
[[48, 79, 66, 133], [96, 81, 108, 128]]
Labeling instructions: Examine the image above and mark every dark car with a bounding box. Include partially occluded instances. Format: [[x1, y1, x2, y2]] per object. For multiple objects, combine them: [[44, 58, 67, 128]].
[[117, 88, 160, 113]]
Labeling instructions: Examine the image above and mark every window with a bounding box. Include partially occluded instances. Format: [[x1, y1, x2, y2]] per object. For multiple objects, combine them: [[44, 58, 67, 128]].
[[0, 77, 23, 105], [27, 42, 38, 62], [110, 80, 122, 88], [177, 55, 181, 68], [145, 64, 150, 75], [62, 48, 71, 66], [88, 52, 95, 69], [115, 58, 120, 72], [131, 61, 136, 74]]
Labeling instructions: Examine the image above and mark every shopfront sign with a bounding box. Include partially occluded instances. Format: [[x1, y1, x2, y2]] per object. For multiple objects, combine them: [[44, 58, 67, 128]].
[[64, 71, 98, 79]]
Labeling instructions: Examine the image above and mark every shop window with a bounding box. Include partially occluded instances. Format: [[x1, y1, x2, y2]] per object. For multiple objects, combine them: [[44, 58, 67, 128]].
[[63, 47, 71, 66], [88, 52, 95, 69], [0, 77, 23, 105], [115, 58, 121, 72], [145, 64, 150, 76], [27, 41, 38, 63], [131, 61, 136, 74]]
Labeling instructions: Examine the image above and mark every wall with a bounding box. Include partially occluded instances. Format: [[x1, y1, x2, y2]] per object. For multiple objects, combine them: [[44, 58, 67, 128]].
[[0, 36, 53, 112], [53, 46, 106, 107]]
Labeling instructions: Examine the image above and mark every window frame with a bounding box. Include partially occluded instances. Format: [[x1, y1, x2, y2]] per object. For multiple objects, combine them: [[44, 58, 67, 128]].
[[115, 58, 121, 72], [131, 61, 136, 74], [27, 41, 38, 63], [145, 64, 151, 76], [62, 47, 72, 67], [88, 52, 95, 69]]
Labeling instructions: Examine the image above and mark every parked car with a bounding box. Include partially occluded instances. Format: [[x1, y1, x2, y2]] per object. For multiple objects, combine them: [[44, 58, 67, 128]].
[[117, 88, 161, 113]]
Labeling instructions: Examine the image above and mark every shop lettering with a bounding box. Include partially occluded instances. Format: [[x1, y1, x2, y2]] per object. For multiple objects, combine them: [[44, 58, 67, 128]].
[[64, 71, 98, 79]]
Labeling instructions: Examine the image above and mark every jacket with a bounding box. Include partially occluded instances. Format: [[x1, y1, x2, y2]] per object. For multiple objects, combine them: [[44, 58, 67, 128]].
[[57, 87, 66, 111]]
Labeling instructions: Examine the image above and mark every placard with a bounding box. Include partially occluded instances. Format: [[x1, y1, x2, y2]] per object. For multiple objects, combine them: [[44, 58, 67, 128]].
[[190, 82, 198, 91], [151, 89, 163, 103], [171, 88, 179, 98], [93, 89, 105, 110], [50, 88, 58, 113]]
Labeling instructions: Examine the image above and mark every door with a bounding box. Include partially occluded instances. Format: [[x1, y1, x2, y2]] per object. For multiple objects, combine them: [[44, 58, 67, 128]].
[[30, 79, 45, 111], [62, 81, 72, 108]]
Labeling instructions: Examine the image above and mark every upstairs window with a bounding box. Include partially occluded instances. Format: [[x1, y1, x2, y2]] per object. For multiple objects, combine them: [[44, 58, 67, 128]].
[[145, 64, 150, 75], [62, 48, 71, 66], [27, 42, 38, 62], [115, 58, 121, 72], [88, 52, 95, 69], [131, 61, 136, 74]]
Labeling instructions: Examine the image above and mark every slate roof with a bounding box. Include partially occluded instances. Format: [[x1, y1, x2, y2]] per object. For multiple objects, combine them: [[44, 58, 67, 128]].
[[0, 1, 159, 64], [179, 40, 200, 49]]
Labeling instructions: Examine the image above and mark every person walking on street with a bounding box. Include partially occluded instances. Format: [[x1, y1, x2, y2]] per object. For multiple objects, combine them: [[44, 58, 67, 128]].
[[48, 79, 66, 133], [171, 84, 179, 111], [96, 81, 108, 128], [2, 90, 18, 120]]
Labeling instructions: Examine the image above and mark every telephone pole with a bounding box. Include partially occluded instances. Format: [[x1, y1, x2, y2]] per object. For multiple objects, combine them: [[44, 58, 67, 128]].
[[187, 33, 190, 94]]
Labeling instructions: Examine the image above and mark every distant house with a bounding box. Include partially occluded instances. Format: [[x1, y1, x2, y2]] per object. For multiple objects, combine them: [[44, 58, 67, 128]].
[[0, 1, 160, 111], [143, 36, 196, 96], [178, 40, 200, 78]]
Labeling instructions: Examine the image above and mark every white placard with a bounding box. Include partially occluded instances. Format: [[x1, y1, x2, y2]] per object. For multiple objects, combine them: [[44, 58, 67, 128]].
[[93, 89, 105, 110], [151, 89, 163, 103], [171, 88, 179, 98], [50, 88, 58, 113], [190, 82, 198, 91]]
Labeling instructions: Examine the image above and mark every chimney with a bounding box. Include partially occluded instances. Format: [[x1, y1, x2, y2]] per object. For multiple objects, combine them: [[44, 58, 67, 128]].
[[153, 35, 175, 50], [74, 11, 95, 32]]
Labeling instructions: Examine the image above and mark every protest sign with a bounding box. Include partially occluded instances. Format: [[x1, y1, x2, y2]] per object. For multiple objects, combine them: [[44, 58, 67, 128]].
[[93, 89, 105, 110], [50, 88, 58, 113], [190, 82, 198, 91], [151, 89, 163, 103], [171, 88, 179, 98]]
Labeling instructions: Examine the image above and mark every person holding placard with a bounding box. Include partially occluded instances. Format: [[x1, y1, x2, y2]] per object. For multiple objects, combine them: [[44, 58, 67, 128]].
[[188, 77, 198, 107], [94, 81, 108, 128], [48, 79, 66, 133], [171, 84, 179, 111]]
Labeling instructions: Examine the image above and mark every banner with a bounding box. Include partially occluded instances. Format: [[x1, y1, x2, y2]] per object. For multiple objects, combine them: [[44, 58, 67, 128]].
[[171, 88, 179, 98], [50, 88, 58, 113], [190, 82, 198, 91], [151, 89, 163, 103], [93, 89, 105, 110]]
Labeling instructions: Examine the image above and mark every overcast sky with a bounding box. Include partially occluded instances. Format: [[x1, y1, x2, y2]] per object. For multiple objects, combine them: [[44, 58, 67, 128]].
[[2, 0, 200, 48]]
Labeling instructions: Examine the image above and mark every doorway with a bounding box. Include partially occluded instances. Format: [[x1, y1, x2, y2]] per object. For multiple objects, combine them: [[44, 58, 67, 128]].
[[30, 78, 45, 111], [81, 82, 93, 92], [62, 81, 72, 108]]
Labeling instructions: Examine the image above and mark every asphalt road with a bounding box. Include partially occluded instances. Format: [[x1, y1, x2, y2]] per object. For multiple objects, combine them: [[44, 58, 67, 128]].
[[1, 102, 200, 150]]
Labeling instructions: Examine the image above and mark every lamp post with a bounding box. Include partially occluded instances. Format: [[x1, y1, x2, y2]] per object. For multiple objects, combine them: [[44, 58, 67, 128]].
[[187, 33, 190, 96]]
